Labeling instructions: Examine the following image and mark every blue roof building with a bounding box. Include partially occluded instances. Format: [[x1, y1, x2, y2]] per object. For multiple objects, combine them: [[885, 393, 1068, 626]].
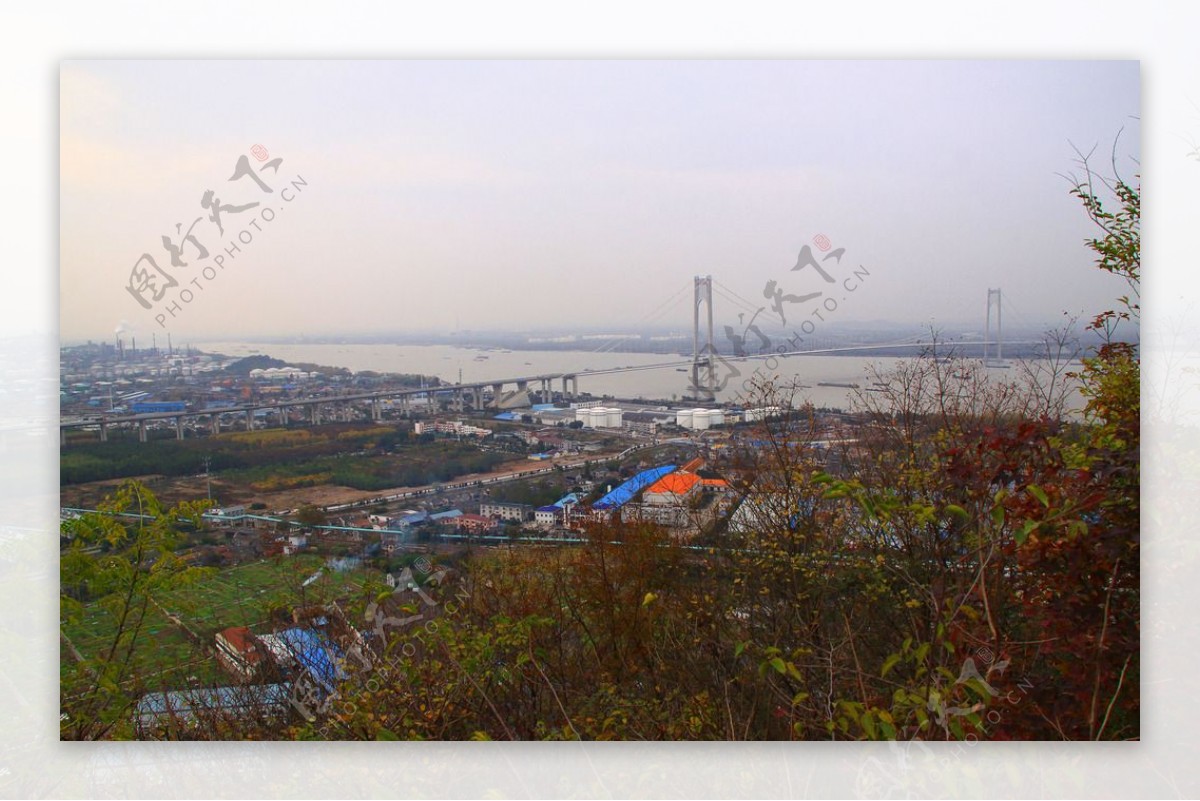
[[391, 511, 430, 529], [592, 465, 676, 510], [277, 627, 346, 694]]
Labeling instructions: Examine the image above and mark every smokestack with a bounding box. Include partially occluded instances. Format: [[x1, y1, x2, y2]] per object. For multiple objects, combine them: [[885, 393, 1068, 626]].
[[167, 333, 173, 356]]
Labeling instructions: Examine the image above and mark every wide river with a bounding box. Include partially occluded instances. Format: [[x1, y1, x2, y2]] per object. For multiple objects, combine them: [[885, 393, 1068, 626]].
[[194, 341, 1084, 413]]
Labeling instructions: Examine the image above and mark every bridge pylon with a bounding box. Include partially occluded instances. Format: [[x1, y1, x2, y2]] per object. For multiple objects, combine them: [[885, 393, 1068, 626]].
[[691, 275, 716, 402], [984, 288, 1004, 365]]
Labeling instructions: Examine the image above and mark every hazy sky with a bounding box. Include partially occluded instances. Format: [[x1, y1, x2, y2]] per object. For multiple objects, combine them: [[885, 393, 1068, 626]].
[[60, 60, 1139, 344]]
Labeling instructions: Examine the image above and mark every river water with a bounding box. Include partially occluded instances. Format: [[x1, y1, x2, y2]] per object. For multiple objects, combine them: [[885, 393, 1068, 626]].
[[193, 341, 1083, 412]]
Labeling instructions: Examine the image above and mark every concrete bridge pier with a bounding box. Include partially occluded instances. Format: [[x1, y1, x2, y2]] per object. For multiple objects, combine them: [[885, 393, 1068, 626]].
[[311, 404, 320, 425], [244, 409, 253, 431], [371, 399, 382, 422], [99, 422, 108, 442], [176, 416, 185, 440], [210, 414, 220, 435], [138, 420, 147, 443]]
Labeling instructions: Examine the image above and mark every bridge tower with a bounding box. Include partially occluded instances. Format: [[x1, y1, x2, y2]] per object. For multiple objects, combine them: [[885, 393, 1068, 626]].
[[984, 288, 1004, 364], [692, 275, 716, 402]]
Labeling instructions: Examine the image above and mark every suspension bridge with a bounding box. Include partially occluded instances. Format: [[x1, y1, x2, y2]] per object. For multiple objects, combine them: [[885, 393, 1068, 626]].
[[61, 278, 1039, 445]]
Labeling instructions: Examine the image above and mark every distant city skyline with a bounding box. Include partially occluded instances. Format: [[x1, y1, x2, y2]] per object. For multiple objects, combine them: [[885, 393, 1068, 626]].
[[60, 60, 1139, 344]]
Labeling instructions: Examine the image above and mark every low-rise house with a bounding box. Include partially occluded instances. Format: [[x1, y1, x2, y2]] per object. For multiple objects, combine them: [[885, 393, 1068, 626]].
[[214, 626, 265, 680], [454, 514, 498, 535], [534, 505, 560, 527], [429, 509, 463, 524], [534, 493, 580, 527], [622, 410, 670, 435], [479, 501, 533, 523]]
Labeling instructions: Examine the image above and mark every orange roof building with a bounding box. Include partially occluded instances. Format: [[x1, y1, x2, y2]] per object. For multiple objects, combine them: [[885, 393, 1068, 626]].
[[643, 471, 702, 505], [215, 626, 264, 680]]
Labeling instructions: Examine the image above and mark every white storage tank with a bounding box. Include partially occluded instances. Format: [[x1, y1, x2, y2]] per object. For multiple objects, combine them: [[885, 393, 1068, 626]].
[[576, 407, 592, 426], [709, 409, 725, 427], [692, 409, 711, 430], [606, 408, 623, 428], [676, 409, 694, 429]]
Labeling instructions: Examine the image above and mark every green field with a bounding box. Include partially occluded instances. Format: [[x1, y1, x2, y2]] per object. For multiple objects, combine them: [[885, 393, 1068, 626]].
[[61, 554, 381, 690]]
